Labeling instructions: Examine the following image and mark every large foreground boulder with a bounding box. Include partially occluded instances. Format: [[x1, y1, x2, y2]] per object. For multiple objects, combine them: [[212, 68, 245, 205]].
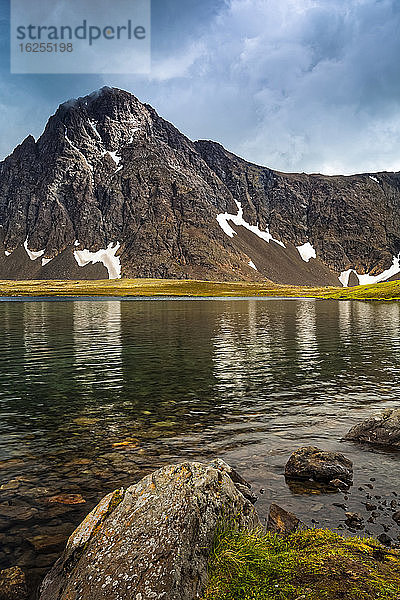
[[39, 460, 260, 600], [285, 446, 353, 485], [344, 409, 400, 448]]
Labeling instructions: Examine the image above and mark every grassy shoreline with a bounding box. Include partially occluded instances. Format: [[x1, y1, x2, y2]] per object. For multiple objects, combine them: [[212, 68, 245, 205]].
[[202, 527, 400, 600], [0, 278, 399, 300]]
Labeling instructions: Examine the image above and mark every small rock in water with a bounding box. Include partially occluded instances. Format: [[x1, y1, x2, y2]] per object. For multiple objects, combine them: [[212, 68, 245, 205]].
[[0, 566, 28, 599], [378, 533, 392, 546], [344, 409, 400, 448], [266, 503, 306, 535], [345, 512, 364, 529], [333, 503, 347, 510], [46, 494, 86, 505], [26, 533, 68, 552], [329, 478, 350, 491], [284, 447, 353, 485], [0, 504, 38, 522], [73, 417, 99, 427], [392, 510, 400, 525], [365, 503, 377, 511]]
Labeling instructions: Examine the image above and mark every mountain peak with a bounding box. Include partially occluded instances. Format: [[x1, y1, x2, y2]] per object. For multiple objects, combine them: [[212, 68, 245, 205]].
[[1, 89, 399, 286]]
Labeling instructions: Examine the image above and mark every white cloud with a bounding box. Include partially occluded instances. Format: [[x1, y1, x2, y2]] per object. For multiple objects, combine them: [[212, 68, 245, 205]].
[[137, 0, 400, 174]]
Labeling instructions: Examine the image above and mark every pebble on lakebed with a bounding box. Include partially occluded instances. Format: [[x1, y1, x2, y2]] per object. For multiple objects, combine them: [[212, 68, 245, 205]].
[[0, 566, 28, 600]]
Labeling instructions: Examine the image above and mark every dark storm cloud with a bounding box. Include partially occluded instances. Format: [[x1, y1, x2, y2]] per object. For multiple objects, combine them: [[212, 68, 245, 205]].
[[2, 0, 400, 174]]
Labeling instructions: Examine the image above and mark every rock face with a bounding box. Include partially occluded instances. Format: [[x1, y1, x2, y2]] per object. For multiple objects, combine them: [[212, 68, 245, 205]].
[[39, 460, 260, 600], [0, 566, 28, 600], [284, 446, 353, 485], [344, 409, 400, 448], [1, 86, 399, 284]]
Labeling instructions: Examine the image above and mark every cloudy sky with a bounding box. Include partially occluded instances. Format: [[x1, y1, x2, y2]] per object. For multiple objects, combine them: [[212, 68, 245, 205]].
[[1, 0, 400, 174]]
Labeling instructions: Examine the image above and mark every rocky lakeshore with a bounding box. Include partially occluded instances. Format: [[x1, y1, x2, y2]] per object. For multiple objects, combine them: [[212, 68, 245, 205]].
[[1, 409, 400, 600]]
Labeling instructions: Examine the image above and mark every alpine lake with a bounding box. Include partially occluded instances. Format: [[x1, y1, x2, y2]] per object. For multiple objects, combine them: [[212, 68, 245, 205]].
[[0, 297, 399, 593]]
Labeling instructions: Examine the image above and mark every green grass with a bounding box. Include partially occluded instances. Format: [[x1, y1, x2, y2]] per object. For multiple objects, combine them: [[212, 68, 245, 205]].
[[202, 527, 400, 600], [0, 278, 399, 300]]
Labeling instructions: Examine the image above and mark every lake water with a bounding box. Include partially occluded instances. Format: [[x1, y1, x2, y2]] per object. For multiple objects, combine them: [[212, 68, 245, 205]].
[[0, 297, 399, 593]]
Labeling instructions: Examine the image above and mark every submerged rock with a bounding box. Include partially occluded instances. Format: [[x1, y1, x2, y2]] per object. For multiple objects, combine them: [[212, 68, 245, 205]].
[[345, 512, 364, 529], [45, 494, 86, 505], [0, 566, 28, 600], [344, 409, 400, 448], [392, 510, 400, 525], [266, 503, 306, 535], [0, 505, 38, 522], [39, 461, 259, 600], [285, 446, 353, 485]]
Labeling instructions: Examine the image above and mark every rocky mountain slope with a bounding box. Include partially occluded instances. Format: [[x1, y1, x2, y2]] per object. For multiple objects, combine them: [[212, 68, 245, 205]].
[[0, 86, 399, 285]]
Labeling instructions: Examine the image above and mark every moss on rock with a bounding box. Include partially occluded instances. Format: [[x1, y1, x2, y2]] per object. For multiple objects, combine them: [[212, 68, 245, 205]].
[[203, 527, 400, 600]]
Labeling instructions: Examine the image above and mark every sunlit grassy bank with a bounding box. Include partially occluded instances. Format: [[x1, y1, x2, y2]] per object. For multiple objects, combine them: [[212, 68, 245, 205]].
[[0, 278, 399, 299], [202, 528, 400, 600]]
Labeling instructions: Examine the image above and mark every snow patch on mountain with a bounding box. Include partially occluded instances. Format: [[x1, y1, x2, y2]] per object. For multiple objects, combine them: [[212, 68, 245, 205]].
[[248, 260, 257, 271], [108, 151, 121, 166], [24, 239, 45, 261], [297, 242, 316, 262], [339, 254, 400, 286], [73, 242, 121, 279], [217, 201, 285, 247]]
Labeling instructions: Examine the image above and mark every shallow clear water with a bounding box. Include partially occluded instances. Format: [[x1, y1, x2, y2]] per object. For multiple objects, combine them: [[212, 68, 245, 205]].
[[0, 298, 399, 590]]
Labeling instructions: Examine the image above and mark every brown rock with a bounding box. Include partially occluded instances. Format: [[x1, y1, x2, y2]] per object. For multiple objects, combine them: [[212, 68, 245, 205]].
[[46, 494, 86, 505], [344, 409, 400, 448], [392, 510, 400, 525], [0, 505, 38, 522], [26, 533, 69, 552], [266, 503, 305, 535], [329, 478, 350, 490], [0, 566, 28, 600], [285, 446, 353, 485]]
